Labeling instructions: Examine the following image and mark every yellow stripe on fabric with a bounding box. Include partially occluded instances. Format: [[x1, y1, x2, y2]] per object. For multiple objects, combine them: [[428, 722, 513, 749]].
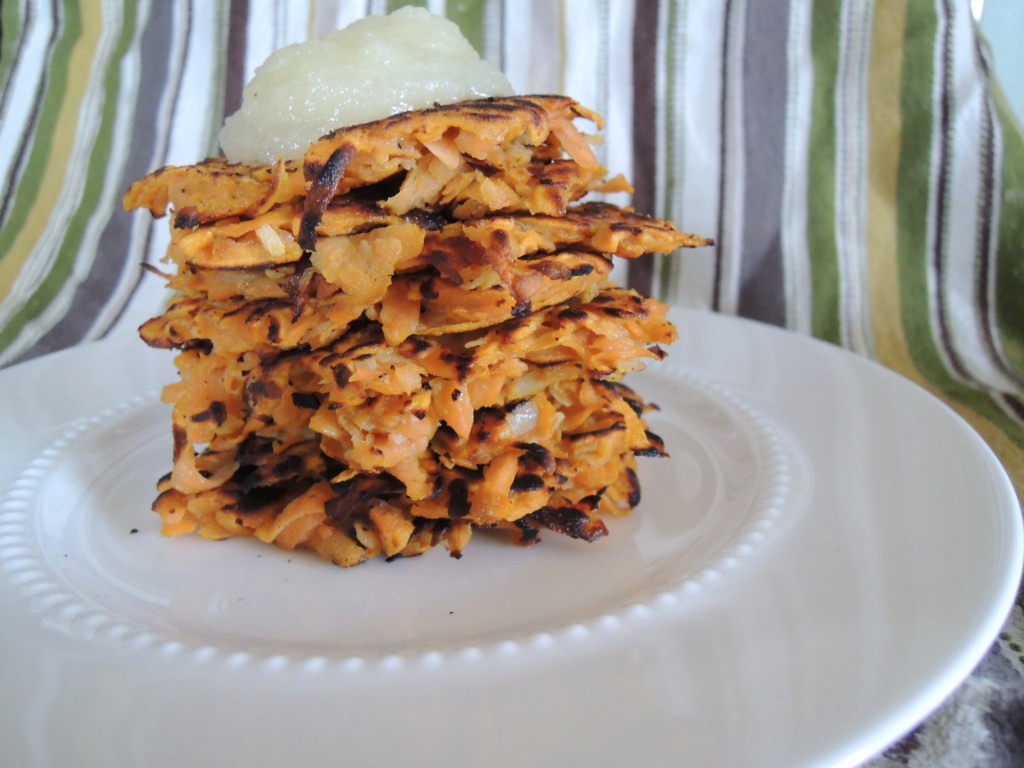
[[865, 0, 1024, 492], [0, 5, 100, 303], [959, 404, 1024, 493], [915, 378, 1023, 492], [865, 0, 913, 372]]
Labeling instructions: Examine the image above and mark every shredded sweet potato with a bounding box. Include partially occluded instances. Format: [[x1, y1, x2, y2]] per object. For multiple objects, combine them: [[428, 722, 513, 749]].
[[127, 94, 710, 567]]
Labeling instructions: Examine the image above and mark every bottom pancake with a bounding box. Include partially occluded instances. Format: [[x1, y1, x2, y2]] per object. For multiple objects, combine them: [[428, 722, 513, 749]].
[[151, 442, 649, 567]]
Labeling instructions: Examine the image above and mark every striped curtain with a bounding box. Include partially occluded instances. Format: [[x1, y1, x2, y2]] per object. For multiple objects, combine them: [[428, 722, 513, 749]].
[[5, 0, 1020, 485], [1, 1, 1022, 758]]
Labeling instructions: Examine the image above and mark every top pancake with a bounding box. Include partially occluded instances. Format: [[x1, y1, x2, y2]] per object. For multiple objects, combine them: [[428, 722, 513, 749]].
[[123, 96, 613, 228]]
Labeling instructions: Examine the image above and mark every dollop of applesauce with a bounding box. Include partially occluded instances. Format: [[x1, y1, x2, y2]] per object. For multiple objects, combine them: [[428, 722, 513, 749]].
[[219, 7, 514, 165]]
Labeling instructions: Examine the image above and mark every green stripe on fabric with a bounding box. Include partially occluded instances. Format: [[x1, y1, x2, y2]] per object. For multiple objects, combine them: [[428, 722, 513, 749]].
[[209, 2, 230, 157], [31, 0, 174, 357], [894, 0, 944, 382], [806, 0, 842, 343], [0, 3, 137, 354], [444, 0, 486, 56], [992, 103, 1024, 374], [0, 1, 80, 291], [388, 0, 427, 13], [891, 1, 1024, 475], [0, 0, 24, 91]]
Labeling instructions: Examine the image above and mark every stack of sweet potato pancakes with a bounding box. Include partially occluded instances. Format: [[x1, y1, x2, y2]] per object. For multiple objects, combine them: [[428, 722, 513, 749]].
[[125, 95, 710, 567]]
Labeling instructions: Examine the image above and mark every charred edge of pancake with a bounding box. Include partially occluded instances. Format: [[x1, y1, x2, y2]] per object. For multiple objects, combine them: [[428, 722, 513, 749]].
[[139, 315, 186, 349], [625, 467, 641, 507], [277, 253, 313, 293], [300, 144, 355, 251], [402, 207, 449, 231], [182, 338, 214, 355], [471, 407, 503, 442], [189, 400, 227, 426], [152, 487, 180, 514], [324, 474, 404, 537], [511, 298, 532, 318], [596, 302, 649, 320], [513, 517, 542, 545], [515, 442, 557, 473], [172, 424, 188, 462], [231, 451, 312, 493], [446, 478, 470, 518], [566, 422, 627, 442], [510, 474, 546, 493], [438, 349, 474, 381], [173, 206, 201, 230], [526, 504, 607, 542], [399, 336, 433, 357], [633, 430, 668, 458], [230, 484, 292, 515], [424, 235, 489, 286], [430, 519, 464, 558], [527, 258, 597, 281], [313, 96, 550, 148], [617, 387, 647, 417], [430, 518, 458, 551], [385, 518, 459, 562], [291, 392, 322, 410], [330, 363, 352, 388], [244, 376, 283, 408], [531, 358, 573, 369], [235, 434, 277, 464]]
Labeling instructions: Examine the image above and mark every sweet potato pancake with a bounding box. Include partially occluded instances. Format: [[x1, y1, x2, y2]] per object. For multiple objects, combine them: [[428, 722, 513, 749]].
[[125, 97, 619, 227], [126, 95, 711, 566]]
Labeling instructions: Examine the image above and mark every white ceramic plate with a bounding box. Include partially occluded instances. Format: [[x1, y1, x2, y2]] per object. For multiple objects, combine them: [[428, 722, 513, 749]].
[[1, 308, 1020, 768]]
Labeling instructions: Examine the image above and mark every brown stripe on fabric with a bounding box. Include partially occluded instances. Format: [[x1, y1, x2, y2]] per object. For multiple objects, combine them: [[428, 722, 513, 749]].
[[1002, 393, 1024, 423], [627, 0, 660, 295], [21, 2, 178, 361], [497, 0, 505, 71], [498, 0, 507, 71], [972, 45, 996, 336], [0, 0, 35, 121], [971, 24, 1024, 390], [931, 0, 971, 380], [103, 1, 192, 338], [223, 0, 249, 123], [0, 0, 59, 232], [735, 0, 788, 326]]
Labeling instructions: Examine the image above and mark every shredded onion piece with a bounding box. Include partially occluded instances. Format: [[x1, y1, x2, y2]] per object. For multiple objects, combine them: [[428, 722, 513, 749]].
[[508, 399, 539, 437], [255, 223, 286, 258]]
